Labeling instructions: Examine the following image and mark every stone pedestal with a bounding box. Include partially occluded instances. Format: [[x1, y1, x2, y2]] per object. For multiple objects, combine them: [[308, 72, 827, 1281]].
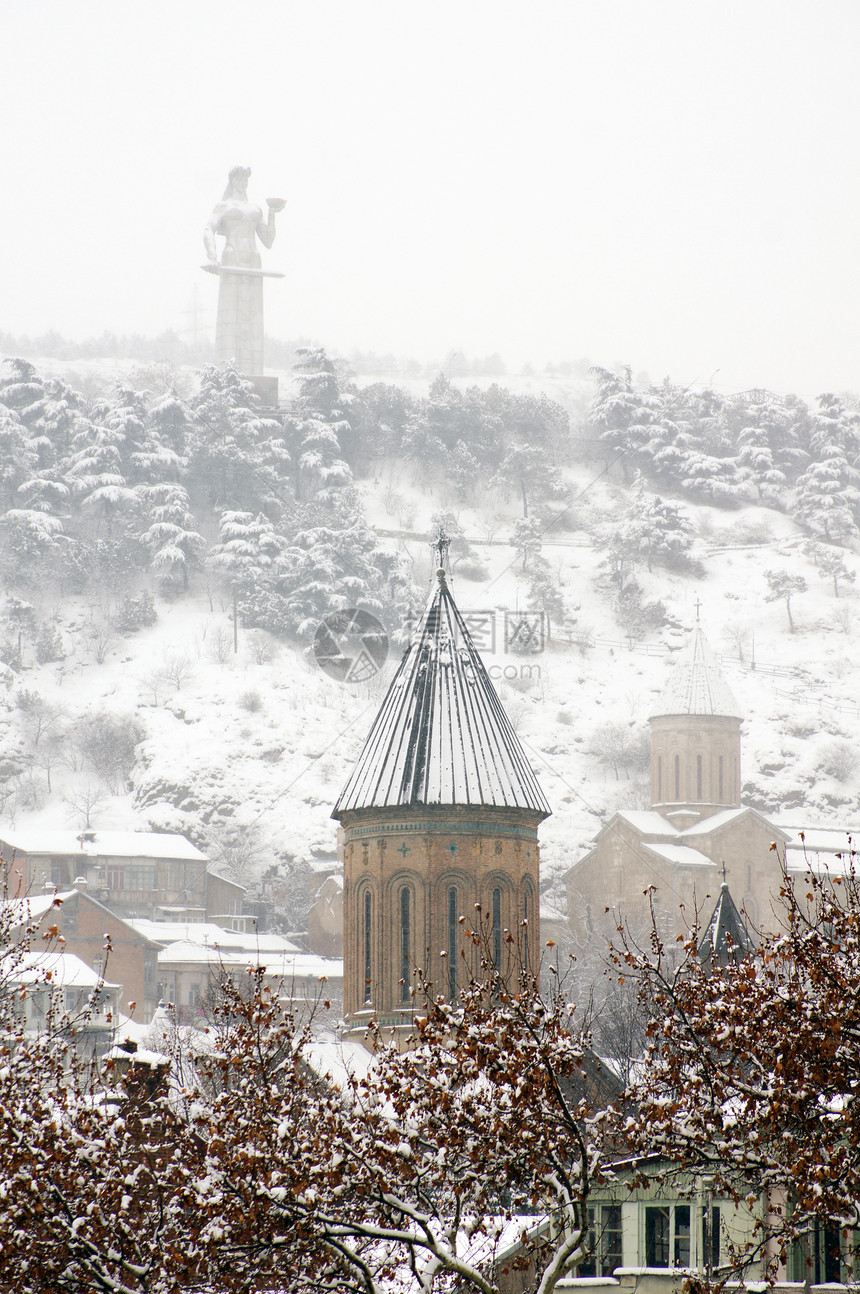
[[245, 374, 279, 407]]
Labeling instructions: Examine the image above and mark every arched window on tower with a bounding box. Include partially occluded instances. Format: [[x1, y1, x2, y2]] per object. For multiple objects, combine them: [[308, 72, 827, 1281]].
[[492, 886, 502, 970], [362, 887, 372, 1005], [674, 754, 680, 800], [399, 885, 412, 1004], [522, 878, 535, 971], [447, 885, 458, 998], [719, 755, 724, 802], [657, 755, 663, 801], [696, 754, 703, 800]]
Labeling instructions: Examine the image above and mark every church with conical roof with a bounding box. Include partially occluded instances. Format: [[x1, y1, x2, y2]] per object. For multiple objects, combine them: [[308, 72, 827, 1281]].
[[566, 621, 788, 945], [332, 544, 550, 1035]]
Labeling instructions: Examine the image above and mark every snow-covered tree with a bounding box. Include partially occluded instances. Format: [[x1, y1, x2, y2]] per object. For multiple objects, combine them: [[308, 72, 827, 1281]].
[[65, 404, 137, 523], [209, 510, 285, 596], [138, 481, 205, 589], [0, 404, 37, 510], [492, 442, 566, 518], [764, 567, 807, 633], [795, 393, 860, 542], [588, 364, 656, 479], [290, 347, 353, 503], [618, 484, 694, 571], [0, 919, 616, 1294], [511, 516, 542, 570], [188, 363, 286, 511], [618, 858, 860, 1284]]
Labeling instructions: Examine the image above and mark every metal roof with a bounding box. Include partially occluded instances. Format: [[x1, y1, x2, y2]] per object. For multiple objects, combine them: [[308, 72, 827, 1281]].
[[650, 626, 741, 719], [332, 571, 551, 819], [699, 881, 755, 966]]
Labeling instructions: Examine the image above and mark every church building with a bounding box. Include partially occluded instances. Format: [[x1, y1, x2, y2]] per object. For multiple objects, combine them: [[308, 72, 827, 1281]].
[[566, 624, 789, 945], [332, 544, 551, 1036]]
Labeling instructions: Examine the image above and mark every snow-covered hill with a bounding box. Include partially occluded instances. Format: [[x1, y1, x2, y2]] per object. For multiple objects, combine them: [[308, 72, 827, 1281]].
[[3, 423, 859, 921]]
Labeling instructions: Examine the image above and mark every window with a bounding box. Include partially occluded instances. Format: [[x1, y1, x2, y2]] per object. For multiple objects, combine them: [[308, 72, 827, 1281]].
[[522, 882, 533, 970], [492, 887, 502, 969], [645, 1204, 690, 1267], [702, 1204, 720, 1270], [696, 754, 703, 800], [674, 754, 680, 800], [127, 865, 156, 891], [50, 858, 69, 888], [447, 885, 458, 998], [644, 1204, 719, 1270], [399, 886, 411, 1003], [362, 888, 373, 1005], [107, 866, 124, 890], [581, 1204, 622, 1276], [189, 983, 201, 1007], [718, 755, 724, 801], [657, 755, 662, 801]]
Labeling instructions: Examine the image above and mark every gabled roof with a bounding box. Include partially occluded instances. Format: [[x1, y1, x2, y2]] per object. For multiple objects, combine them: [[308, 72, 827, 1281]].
[[699, 881, 755, 966], [650, 625, 741, 719], [0, 827, 207, 862], [332, 570, 551, 818]]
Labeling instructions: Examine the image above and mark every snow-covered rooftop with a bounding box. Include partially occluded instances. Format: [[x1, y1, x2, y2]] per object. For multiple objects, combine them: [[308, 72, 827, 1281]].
[[0, 827, 207, 862], [679, 806, 750, 835], [126, 918, 301, 953], [6, 950, 120, 991], [643, 842, 717, 868], [333, 569, 551, 817], [0, 889, 74, 928], [649, 625, 741, 719], [156, 938, 342, 981], [616, 810, 680, 837]]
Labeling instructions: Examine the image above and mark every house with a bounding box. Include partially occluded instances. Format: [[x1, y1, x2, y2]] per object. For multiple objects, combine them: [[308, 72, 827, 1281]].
[[3, 948, 121, 1056], [0, 826, 245, 922], [124, 917, 343, 1020], [1, 885, 158, 1017]]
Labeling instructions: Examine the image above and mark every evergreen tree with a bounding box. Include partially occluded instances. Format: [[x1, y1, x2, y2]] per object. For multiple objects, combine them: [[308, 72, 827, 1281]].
[[620, 484, 694, 571], [65, 408, 137, 523], [290, 348, 352, 503], [795, 393, 860, 542], [588, 364, 658, 480], [188, 364, 286, 511], [0, 405, 37, 511], [732, 393, 806, 506], [138, 482, 206, 589]]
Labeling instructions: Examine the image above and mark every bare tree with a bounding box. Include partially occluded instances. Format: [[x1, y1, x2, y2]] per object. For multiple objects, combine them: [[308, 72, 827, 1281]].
[[64, 781, 106, 828]]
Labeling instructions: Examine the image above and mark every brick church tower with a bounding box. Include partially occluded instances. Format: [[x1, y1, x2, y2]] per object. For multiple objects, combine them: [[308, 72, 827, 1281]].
[[332, 543, 551, 1035]]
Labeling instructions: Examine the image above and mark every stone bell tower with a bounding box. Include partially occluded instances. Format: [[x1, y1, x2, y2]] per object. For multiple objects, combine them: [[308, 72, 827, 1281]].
[[332, 537, 551, 1035], [649, 621, 742, 829]]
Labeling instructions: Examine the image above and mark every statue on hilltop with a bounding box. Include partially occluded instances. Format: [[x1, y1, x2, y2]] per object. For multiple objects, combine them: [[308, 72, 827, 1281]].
[[203, 166, 286, 378]]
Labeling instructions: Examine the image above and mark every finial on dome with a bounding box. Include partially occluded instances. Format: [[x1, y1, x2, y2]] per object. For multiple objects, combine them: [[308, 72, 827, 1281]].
[[431, 525, 451, 580]]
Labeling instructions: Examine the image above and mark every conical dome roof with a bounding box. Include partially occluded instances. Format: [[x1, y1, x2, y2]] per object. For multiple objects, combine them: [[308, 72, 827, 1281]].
[[699, 881, 754, 967], [650, 625, 741, 719], [332, 571, 551, 819]]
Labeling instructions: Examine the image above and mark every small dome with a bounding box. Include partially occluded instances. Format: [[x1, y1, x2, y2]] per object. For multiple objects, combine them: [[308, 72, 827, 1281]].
[[650, 626, 741, 719]]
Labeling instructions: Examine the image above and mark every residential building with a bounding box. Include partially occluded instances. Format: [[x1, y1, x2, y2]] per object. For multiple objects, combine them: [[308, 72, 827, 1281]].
[[0, 827, 244, 922]]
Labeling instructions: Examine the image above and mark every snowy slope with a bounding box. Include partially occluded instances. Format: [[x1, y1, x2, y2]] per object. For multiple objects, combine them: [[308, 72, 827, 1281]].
[[2, 366, 859, 917]]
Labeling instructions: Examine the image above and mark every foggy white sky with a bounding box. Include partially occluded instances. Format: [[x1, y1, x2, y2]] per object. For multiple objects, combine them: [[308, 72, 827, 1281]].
[[3, 0, 859, 397]]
